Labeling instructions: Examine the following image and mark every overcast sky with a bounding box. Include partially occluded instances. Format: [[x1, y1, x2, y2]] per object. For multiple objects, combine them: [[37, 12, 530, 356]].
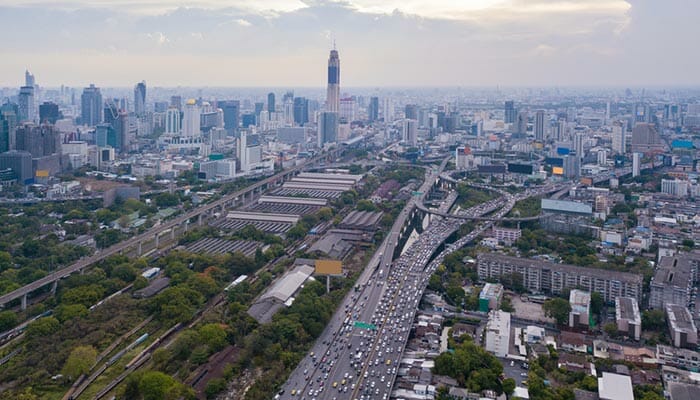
[[0, 0, 697, 87]]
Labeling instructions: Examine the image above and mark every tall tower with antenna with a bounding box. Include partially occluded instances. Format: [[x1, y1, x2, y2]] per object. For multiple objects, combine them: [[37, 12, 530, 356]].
[[326, 45, 340, 113]]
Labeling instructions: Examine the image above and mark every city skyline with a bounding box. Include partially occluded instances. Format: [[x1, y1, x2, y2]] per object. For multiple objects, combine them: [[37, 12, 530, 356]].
[[1, 0, 699, 87]]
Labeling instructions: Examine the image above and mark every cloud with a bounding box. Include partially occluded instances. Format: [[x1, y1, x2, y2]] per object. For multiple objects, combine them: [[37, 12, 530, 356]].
[[0, 0, 696, 87]]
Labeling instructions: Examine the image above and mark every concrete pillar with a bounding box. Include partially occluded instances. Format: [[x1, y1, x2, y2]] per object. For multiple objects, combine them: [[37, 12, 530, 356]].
[[155, 234, 160, 248], [51, 280, 58, 294], [184, 220, 189, 232], [137, 242, 142, 256], [21, 294, 27, 311], [327, 275, 331, 293], [170, 228, 175, 240], [198, 214, 203, 226]]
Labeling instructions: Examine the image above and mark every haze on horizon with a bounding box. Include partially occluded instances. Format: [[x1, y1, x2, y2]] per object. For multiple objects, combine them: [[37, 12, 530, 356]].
[[0, 0, 697, 88]]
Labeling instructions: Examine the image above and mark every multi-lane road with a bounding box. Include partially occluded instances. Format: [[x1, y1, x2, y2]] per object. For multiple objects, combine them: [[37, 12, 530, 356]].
[[278, 170, 570, 400]]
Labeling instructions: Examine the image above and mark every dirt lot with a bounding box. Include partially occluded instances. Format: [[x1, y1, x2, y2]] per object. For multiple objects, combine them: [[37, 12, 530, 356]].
[[510, 295, 554, 324]]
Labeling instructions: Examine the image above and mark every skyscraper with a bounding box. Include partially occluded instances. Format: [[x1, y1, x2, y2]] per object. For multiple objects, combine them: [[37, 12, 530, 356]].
[[504, 101, 516, 124], [326, 48, 340, 113], [318, 112, 338, 147], [81, 84, 103, 126], [368, 97, 379, 122], [515, 111, 528, 137], [165, 107, 181, 134], [383, 98, 394, 123], [221, 101, 240, 135], [134, 81, 146, 116], [0, 111, 17, 152], [182, 99, 201, 137], [267, 92, 276, 113], [630, 123, 664, 153], [403, 119, 418, 146], [612, 123, 625, 154], [39, 102, 60, 124], [534, 110, 545, 141], [405, 104, 418, 120], [293, 97, 308, 125], [25, 70, 35, 87], [18, 86, 35, 123], [15, 123, 60, 158]]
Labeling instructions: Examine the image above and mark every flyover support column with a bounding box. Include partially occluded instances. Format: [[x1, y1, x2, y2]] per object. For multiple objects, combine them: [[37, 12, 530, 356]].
[[170, 229, 175, 240], [51, 280, 58, 294], [21, 294, 27, 311], [155, 234, 160, 248], [327, 276, 331, 294], [137, 242, 142, 256], [198, 214, 203, 226]]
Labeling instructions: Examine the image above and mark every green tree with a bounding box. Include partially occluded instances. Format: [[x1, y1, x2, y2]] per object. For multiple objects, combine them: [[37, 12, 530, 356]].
[[642, 309, 666, 331], [542, 298, 572, 326], [502, 378, 516, 397], [0, 310, 18, 331], [198, 323, 228, 352], [205, 378, 227, 399], [55, 304, 88, 323], [138, 371, 177, 400], [604, 322, 618, 338], [61, 345, 97, 379], [154, 193, 180, 208], [25, 317, 60, 339], [590, 291, 604, 317]]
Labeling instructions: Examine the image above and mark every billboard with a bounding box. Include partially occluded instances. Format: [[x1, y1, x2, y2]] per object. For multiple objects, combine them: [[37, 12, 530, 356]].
[[315, 259, 342, 275], [477, 164, 506, 174], [557, 147, 570, 156], [507, 163, 534, 174], [552, 166, 564, 175], [35, 170, 49, 177]]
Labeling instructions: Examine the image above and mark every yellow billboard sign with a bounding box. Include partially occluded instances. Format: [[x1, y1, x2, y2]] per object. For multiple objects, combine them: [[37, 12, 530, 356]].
[[35, 170, 49, 177], [315, 259, 342, 275], [552, 167, 564, 175]]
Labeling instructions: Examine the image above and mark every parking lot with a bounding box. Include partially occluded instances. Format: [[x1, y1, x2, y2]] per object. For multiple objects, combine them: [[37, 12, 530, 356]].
[[510, 296, 554, 324]]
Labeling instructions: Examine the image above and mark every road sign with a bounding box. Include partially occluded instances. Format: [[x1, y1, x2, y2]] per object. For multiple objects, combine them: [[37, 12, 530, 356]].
[[354, 321, 377, 330], [412, 191, 423, 196]]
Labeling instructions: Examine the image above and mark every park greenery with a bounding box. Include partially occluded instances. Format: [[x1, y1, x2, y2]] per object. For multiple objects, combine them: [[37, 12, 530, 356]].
[[433, 335, 506, 395]]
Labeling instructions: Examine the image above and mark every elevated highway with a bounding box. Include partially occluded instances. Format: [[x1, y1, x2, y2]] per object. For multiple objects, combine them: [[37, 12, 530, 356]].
[[0, 148, 343, 309]]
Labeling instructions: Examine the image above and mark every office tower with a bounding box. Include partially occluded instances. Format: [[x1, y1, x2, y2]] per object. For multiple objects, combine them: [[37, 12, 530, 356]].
[[284, 98, 294, 126], [504, 100, 516, 124], [25, 70, 35, 88], [267, 92, 276, 113], [103, 100, 119, 126], [368, 97, 379, 122], [630, 123, 664, 153], [612, 123, 625, 154], [634, 104, 651, 124], [293, 97, 308, 125], [221, 100, 240, 135], [39, 102, 60, 124], [254, 102, 264, 119], [339, 97, 357, 122], [403, 119, 418, 146], [0, 111, 17, 152], [563, 152, 580, 179], [182, 99, 201, 137], [383, 98, 394, 123], [154, 101, 169, 113], [326, 48, 340, 113], [405, 104, 418, 120], [18, 86, 35, 123], [170, 95, 182, 111], [239, 129, 248, 172], [515, 111, 528, 137], [134, 81, 146, 116], [632, 153, 641, 177], [113, 111, 129, 152], [0, 150, 32, 184], [242, 113, 256, 128], [534, 109, 545, 141], [318, 111, 338, 147], [165, 107, 181, 134], [81, 84, 103, 126], [95, 123, 114, 147], [574, 131, 584, 159], [14, 123, 60, 158]]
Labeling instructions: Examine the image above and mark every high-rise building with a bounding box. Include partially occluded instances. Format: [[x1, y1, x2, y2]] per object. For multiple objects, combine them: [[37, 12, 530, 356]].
[[154, 101, 169, 113], [383, 98, 393, 123], [14, 123, 61, 158], [134, 81, 146, 116], [0, 150, 32, 184], [339, 97, 357, 122], [368, 97, 379, 122], [170, 95, 182, 111], [326, 48, 340, 113], [267, 92, 276, 113], [403, 119, 418, 146], [293, 97, 308, 125], [515, 111, 528, 137], [81, 84, 103, 126], [405, 104, 418, 120], [18, 86, 35, 123], [504, 100, 516, 124], [221, 100, 240, 135], [165, 107, 181, 134], [534, 110, 546, 141], [238, 129, 248, 172], [182, 99, 201, 137], [25, 70, 35, 88], [630, 123, 664, 153], [254, 102, 264, 119], [632, 152, 641, 177], [612, 123, 626, 154], [39, 102, 60, 124], [0, 111, 17, 152], [318, 111, 338, 147]]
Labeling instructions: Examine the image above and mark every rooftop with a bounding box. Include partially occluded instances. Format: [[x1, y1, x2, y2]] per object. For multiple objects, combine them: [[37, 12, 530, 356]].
[[666, 304, 697, 333], [479, 282, 504, 300], [615, 297, 641, 324], [598, 372, 633, 400], [668, 382, 700, 400]]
